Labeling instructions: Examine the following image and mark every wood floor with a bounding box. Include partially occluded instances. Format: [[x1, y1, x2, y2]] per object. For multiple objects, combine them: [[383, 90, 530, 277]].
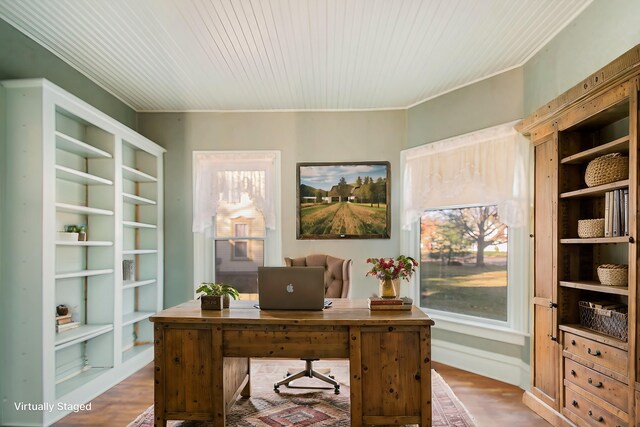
[[54, 360, 551, 426]]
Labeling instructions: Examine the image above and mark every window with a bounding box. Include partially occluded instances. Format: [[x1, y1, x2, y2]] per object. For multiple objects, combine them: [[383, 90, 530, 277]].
[[420, 205, 508, 321], [193, 151, 281, 297], [400, 121, 530, 341]]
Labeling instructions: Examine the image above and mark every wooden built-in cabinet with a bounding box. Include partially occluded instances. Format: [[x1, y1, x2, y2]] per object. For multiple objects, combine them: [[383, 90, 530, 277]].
[[0, 79, 165, 426], [520, 45, 640, 426]]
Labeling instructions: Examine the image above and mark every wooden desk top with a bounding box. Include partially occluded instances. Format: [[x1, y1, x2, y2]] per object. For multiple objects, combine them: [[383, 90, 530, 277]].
[[151, 298, 434, 326]]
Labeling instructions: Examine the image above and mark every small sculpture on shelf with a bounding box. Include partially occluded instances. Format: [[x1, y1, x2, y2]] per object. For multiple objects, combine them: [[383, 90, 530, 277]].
[[55, 304, 79, 333]]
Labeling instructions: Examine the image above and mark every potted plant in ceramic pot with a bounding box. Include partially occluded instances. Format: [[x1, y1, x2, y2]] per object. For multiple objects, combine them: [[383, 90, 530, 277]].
[[196, 283, 240, 310]]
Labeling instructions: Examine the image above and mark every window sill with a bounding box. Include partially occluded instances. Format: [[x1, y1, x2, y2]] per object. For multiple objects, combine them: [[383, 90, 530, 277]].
[[421, 308, 529, 346]]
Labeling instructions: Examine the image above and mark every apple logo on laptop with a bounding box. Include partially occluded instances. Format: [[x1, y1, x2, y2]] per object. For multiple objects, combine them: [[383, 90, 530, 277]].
[[286, 283, 294, 293]]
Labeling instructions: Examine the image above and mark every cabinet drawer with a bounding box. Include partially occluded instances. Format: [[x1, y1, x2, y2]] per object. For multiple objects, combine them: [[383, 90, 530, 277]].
[[564, 333, 627, 377], [564, 358, 628, 412], [565, 386, 627, 427]]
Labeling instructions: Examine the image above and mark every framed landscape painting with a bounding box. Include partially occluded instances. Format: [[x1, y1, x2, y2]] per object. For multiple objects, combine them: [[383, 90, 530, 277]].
[[297, 161, 390, 239]]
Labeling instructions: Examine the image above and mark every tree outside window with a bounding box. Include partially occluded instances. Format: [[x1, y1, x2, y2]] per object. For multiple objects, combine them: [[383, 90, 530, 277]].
[[420, 205, 508, 321]]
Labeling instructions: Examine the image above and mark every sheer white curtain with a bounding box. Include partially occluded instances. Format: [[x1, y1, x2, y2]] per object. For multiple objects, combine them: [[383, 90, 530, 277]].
[[402, 121, 530, 229], [193, 151, 277, 232]]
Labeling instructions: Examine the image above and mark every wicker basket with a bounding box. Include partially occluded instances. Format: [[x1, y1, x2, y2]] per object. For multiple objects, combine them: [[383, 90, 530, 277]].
[[578, 301, 628, 341], [577, 218, 605, 238], [597, 264, 628, 286], [584, 153, 629, 187]]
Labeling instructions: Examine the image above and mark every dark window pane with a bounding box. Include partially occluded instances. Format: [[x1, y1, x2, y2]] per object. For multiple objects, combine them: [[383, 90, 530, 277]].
[[215, 240, 263, 293], [420, 206, 508, 321]]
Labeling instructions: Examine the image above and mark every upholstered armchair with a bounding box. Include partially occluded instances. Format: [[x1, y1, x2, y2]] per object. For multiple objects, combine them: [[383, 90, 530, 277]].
[[273, 254, 352, 394]]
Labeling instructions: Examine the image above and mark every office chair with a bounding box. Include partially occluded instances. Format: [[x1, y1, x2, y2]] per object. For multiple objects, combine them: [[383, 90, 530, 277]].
[[273, 254, 352, 394]]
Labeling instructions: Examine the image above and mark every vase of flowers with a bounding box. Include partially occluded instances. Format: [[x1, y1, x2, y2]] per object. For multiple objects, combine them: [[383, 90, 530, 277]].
[[366, 255, 418, 298]]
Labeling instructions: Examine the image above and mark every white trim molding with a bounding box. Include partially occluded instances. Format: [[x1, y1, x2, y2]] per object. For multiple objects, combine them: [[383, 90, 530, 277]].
[[432, 338, 530, 390]]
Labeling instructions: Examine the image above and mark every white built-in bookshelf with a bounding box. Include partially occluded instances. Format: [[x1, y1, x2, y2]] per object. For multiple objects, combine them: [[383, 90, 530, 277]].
[[1, 79, 164, 426]]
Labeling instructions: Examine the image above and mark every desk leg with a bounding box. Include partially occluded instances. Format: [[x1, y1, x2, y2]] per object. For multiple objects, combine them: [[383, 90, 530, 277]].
[[420, 326, 432, 427], [349, 326, 363, 427], [154, 324, 167, 427], [212, 326, 226, 427], [241, 359, 251, 397]]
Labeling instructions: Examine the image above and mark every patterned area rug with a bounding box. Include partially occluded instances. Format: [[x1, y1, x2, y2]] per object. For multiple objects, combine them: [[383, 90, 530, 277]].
[[129, 362, 475, 427]]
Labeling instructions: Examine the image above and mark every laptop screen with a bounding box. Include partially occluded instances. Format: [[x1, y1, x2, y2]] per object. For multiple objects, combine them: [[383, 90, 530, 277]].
[[257, 266, 326, 310]]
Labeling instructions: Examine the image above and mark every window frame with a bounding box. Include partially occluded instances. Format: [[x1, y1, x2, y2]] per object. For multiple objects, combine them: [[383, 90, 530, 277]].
[[192, 150, 281, 294], [400, 145, 531, 346]]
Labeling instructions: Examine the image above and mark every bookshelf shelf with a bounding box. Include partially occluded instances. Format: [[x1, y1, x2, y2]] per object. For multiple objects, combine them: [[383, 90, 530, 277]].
[[559, 180, 629, 199], [560, 237, 629, 244], [55, 367, 110, 399], [122, 165, 157, 182], [560, 135, 630, 164], [123, 220, 157, 229], [55, 269, 114, 280], [55, 165, 112, 186], [559, 280, 629, 296], [122, 249, 157, 255], [123, 192, 156, 205], [54, 324, 113, 350], [55, 131, 112, 158], [122, 279, 156, 290], [122, 311, 154, 327], [56, 202, 113, 216], [122, 344, 153, 362], [55, 240, 113, 247]]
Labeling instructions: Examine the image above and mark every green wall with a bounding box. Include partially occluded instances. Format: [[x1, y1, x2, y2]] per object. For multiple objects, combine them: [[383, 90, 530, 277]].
[[137, 111, 406, 308], [407, 68, 524, 148], [0, 18, 136, 128], [524, 0, 640, 115]]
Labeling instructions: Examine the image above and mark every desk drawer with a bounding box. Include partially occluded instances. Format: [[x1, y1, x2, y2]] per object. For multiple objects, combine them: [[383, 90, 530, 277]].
[[223, 328, 349, 358], [564, 385, 627, 427], [564, 333, 627, 377], [564, 358, 628, 412]]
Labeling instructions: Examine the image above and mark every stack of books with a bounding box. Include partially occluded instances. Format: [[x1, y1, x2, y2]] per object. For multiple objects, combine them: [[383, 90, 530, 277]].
[[604, 189, 629, 237], [56, 314, 79, 333], [368, 297, 413, 311]]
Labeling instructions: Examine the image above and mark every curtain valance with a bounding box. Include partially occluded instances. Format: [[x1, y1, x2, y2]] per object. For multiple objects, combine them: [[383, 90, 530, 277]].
[[193, 151, 277, 232], [402, 121, 530, 229]]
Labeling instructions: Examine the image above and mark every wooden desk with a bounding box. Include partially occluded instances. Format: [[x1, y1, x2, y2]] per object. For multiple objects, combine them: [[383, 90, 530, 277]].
[[151, 299, 434, 426]]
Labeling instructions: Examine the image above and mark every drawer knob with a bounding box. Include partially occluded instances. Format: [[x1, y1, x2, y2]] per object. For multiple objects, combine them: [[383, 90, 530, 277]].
[[570, 370, 576, 376], [587, 410, 603, 422], [571, 400, 578, 407], [571, 339, 576, 345], [587, 348, 601, 357], [587, 378, 603, 388]]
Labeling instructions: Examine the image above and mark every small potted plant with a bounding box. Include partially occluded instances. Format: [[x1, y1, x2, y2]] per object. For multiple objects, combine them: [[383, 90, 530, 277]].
[[196, 283, 240, 310]]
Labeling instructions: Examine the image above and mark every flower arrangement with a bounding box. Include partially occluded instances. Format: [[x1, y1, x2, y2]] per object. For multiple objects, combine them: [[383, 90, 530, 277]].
[[366, 255, 418, 282]]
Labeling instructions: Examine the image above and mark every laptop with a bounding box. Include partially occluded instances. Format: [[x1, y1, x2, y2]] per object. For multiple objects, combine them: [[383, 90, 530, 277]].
[[257, 266, 326, 310]]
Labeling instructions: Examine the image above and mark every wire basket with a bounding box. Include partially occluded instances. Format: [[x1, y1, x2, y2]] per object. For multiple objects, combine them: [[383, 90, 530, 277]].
[[584, 153, 629, 187], [578, 301, 628, 341], [577, 218, 605, 238], [597, 264, 628, 286]]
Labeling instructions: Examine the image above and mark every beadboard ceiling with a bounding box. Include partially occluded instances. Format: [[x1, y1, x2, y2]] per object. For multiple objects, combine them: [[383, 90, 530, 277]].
[[0, 0, 591, 111]]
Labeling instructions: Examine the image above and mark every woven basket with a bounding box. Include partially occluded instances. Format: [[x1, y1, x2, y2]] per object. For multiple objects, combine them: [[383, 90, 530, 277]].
[[578, 301, 628, 341], [577, 218, 605, 238], [597, 264, 628, 286], [584, 153, 629, 187]]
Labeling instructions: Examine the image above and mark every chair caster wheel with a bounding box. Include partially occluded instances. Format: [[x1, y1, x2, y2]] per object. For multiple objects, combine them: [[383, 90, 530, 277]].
[[274, 386, 280, 393], [334, 387, 340, 395], [329, 375, 335, 379]]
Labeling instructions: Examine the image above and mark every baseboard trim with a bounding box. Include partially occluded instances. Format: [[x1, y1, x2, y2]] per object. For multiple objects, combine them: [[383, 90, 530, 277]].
[[522, 391, 574, 427], [431, 338, 529, 389]]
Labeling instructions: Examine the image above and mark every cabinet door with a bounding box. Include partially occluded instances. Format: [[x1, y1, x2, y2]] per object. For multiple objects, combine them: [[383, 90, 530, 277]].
[[531, 135, 559, 408]]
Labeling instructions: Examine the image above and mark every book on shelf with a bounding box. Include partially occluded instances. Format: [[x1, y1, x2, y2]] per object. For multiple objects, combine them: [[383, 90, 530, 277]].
[[612, 189, 620, 237], [604, 190, 611, 237], [56, 321, 80, 332], [56, 317, 73, 325], [587, 300, 625, 311], [624, 189, 629, 236]]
